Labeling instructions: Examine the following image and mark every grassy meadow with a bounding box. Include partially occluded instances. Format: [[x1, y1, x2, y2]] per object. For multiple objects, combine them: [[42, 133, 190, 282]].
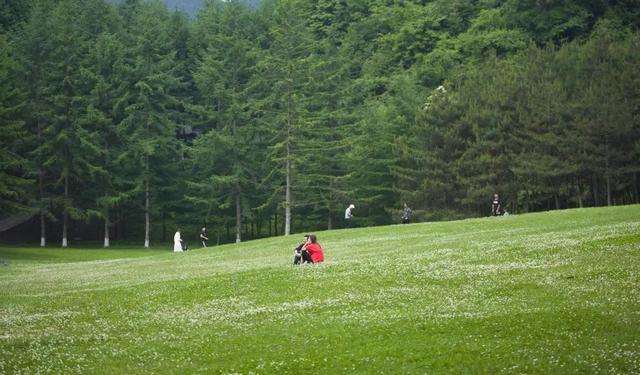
[[1, 206, 639, 374]]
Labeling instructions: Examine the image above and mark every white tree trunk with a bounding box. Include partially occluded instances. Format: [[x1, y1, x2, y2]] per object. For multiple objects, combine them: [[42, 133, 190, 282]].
[[235, 187, 241, 243], [285, 156, 291, 236], [144, 174, 150, 248], [103, 212, 110, 248], [61, 175, 68, 248]]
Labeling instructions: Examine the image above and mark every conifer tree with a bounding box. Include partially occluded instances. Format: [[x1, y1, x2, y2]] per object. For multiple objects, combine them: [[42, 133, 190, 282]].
[[0, 34, 33, 215], [83, 30, 129, 247], [33, 0, 103, 247], [18, 1, 57, 246], [118, 1, 184, 247], [252, 0, 317, 235], [188, 0, 258, 243]]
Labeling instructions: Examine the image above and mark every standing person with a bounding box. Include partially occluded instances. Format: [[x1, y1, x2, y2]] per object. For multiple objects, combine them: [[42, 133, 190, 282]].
[[402, 203, 412, 224], [491, 193, 502, 216], [173, 230, 183, 252], [293, 234, 310, 265], [344, 204, 355, 228], [199, 227, 209, 248], [303, 234, 324, 264]]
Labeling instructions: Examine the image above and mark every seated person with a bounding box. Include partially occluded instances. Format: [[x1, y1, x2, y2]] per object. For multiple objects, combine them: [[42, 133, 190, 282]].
[[303, 234, 324, 264], [293, 234, 310, 265]]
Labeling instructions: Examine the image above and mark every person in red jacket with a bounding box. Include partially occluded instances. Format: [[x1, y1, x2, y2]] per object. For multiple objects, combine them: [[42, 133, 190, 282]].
[[302, 234, 324, 264]]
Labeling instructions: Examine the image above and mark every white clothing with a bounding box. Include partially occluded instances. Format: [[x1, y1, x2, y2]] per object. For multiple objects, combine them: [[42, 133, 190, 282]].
[[173, 231, 183, 252], [345, 207, 353, 220]]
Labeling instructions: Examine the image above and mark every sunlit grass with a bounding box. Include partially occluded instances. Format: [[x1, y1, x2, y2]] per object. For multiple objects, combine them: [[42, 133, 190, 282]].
[[1, 206, 639, 374]]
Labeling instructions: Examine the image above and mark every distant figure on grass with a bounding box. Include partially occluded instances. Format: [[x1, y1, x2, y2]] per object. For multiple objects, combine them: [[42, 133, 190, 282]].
[[173, 230, 185, 252], [293, 234, 311, 265], [402, 203, 412, 224], [491, 193, 504, 216], [303, 234, 324, 264], [344, 204, 355, 228], [200, 227, 209, 247]]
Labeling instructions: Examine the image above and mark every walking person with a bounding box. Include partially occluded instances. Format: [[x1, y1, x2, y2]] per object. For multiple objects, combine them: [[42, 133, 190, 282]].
[[344, 204, 355, 228], [199, 227, 209, 248], [491, 193, 503, 216], [173, 230, 184, 252], [402, 203, 412, 224]]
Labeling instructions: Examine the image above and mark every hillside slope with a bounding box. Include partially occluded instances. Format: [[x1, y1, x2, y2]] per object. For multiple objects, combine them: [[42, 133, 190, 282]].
[[1, 206, 639, 373]]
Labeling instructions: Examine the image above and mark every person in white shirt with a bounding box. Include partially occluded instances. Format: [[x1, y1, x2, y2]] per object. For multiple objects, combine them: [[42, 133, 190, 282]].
[[344, 204, 355, 228]]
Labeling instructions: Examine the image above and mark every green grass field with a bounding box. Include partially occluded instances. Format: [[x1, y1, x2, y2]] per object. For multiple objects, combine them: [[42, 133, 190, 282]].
[[1, 206, 639, 374]]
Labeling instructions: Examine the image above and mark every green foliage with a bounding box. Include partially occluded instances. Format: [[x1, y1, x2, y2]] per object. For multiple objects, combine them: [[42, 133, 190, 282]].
[[0, 34, 32, 215], [2, 0, 640, 245]]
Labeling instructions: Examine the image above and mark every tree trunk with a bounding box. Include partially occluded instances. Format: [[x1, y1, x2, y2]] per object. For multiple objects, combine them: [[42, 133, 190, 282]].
[[605, 141, 612, 206], [576, 181, 583, 208], [62, 175, 68, 248], [592, 175, 600, 207], [144, 175, 150, 248], [285, 149, 291, 236], [634, 172, 639, 204], [38, 118, 46, 247], [235, 187, 241, 243], [284, 81, 292, 236], [39, 167, 46, 247], [161, 210, 166, 243], [104, 210, 110, 248]]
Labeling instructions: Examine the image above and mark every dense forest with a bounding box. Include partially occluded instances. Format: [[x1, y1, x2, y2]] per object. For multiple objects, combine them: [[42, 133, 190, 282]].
[[1, 0, 639, 247]]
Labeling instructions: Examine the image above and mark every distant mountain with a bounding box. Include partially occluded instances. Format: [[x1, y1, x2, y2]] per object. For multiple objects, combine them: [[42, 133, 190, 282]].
[[166, 0, 203, 16], [166, 0, 261, 16], [109, 1, 261, 16]]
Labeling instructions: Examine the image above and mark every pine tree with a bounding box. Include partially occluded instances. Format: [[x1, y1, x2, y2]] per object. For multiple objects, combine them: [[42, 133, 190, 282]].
[[118, 1, 184, 247], [82, 29, 130, 247], [252, 0, 317, 235], [187, 0, 259, 243], [18, 1, 56, 246], [0, 34, 33, 216]]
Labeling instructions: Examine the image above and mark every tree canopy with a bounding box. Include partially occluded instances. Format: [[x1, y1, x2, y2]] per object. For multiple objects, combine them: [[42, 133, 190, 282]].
[[1, 0, 638, 246]]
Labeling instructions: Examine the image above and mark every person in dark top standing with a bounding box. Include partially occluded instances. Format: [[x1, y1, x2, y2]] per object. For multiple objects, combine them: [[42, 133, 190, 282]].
[[293, 234, 310, 265], [402, 203, 412, 224], [491, 193, 503, 216], [199, 227, 209, 247]]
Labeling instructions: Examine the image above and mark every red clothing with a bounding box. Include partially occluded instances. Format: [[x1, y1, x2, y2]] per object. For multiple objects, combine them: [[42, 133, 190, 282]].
[[305, 242, 324, 263]]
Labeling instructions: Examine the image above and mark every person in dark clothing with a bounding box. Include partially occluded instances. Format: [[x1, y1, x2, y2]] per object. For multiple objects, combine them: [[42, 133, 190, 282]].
[[491, 193, 503, 216], [402, 203, 412, 224], [200, 227, 209, 247], [293, 234, 311, 265]]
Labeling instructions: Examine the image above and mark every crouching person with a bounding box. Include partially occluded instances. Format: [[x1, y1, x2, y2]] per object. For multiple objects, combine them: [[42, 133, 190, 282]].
[[303, 234, 324, 264]]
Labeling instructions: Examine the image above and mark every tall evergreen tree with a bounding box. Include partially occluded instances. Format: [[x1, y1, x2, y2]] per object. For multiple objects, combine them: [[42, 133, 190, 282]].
[[189, 0, 258, 243], [31, 0, 104, 247], [252, 0, 317, 235], [0, 34, 32, 216], [18, 1, 57, 246], [83, 30, 129, 247], [118, 1, 184, 247]]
